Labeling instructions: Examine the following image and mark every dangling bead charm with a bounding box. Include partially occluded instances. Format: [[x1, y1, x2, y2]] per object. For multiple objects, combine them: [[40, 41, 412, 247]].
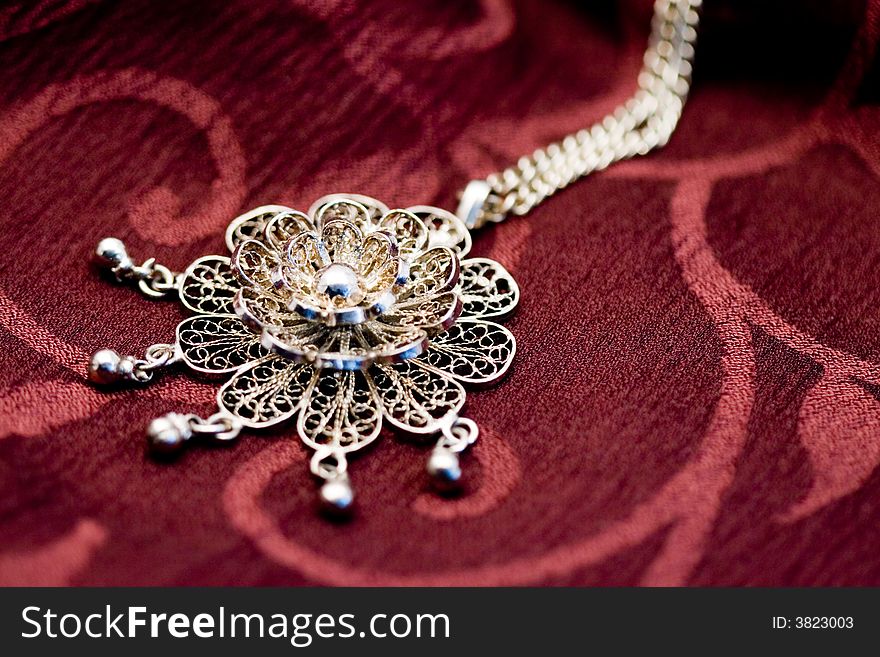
[[92, 236, 180, 298], [147, 413, 193, 456], [88, 343, 177, 385], [94, 237, 134, 277], [87, 348, 127, 385], [427, 417, 479, 491], [146, 412, 242, 457], [427, 447, 462, 491], [319, 475, 355, 516], [311, 447, 354, 516]]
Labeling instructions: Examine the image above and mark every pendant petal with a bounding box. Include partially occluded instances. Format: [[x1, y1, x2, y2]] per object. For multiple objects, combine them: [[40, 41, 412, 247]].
[[261, 323, 428, 370], [232, 239, 282, 292], [264, 210, 315, 250], [370, 360, 466, 434], [379, 291, 462, 331], [359, 323, 430, 364], [320, 219, 364, 266], [233, 288, 311, 332], [312, 198, 374, 233], [406, 205, 472, 257], [403, 247, 460, 299], [459, 257, 520, 319], [217, 356, 314, 427], [359, 231, 402, 292], [179, 256, 240, 315], [177, 314, 266, 374], [298, 370, 382, 452], [283, 232, 330, 284], [260, 322, 335, 365], [225, 205, 297, 252], [309, 194, 389, 232], [417, 319, 516, 386], [379, 209, 429, 260]]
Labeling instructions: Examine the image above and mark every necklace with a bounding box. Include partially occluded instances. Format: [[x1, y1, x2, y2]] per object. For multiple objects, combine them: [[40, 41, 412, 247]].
[[87, 1, 700, 514]]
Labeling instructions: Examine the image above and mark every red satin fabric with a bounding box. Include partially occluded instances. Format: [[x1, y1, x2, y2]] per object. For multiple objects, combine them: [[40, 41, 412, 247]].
[[0, 0, 878, 585]]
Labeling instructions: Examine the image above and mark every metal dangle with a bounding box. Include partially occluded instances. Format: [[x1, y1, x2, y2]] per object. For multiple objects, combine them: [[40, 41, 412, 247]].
[[89, 195, 519, 513]]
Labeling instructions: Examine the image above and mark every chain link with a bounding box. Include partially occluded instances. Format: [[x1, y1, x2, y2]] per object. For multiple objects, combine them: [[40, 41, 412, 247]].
[[459, 0, 700, 228], [187, 413, 242, 442], [131, 343, 178, 382], [438, 416, 480, 453], [134, 259, 181, 298], [310, 446, 349, 481]]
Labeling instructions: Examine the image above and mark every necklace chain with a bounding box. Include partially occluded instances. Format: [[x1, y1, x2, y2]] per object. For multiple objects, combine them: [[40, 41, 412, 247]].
[[458, 0, 701, 229]]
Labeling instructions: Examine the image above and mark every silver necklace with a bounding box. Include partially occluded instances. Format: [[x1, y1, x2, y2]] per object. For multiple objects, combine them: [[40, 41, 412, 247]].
[[88, 1, 700, 514]]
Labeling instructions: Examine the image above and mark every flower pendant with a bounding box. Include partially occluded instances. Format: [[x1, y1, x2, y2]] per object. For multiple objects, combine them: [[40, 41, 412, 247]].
[[89, 194, 518, 513]]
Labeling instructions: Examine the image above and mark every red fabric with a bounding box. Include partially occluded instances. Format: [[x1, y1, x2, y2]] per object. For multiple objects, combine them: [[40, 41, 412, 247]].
[[0, 0, 878, 586]]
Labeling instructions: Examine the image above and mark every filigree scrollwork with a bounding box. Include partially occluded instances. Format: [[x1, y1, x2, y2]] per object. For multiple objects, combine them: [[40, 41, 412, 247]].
[[404, 247, 460, 298], [93, 193, 518, 511], [379, 291, 462, 330], [225, 204, 297, 252], [298, 370, 382, 451], [177, 314, 266, 373], [218, 356, 314, 427], [408, 205, 472, 257], [417, 319, 516, 386], [264, 210, 313, 250], [179, 256, 239, 315], [233, 239, 281, 291], [459, 257, 520, 319], [308, 193, 389, 228], [370, 360, 466, 434]]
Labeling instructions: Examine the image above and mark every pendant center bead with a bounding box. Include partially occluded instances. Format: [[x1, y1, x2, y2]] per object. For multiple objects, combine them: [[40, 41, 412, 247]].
[[315, 263, 363, 304]]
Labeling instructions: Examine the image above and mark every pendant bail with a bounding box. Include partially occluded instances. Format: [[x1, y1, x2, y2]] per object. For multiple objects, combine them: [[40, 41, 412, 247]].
[[456, 180, 492, 230]]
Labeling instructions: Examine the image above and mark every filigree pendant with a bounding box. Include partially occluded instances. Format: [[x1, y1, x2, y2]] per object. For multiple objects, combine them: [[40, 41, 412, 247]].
[[88, 194, 518, 513]]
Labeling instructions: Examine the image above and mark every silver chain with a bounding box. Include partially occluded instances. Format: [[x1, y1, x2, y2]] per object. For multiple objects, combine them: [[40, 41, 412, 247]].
[[457, 0, 700, 229]]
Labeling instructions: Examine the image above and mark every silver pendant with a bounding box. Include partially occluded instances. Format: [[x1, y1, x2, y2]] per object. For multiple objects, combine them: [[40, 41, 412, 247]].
[[88, 194, 518, 513]]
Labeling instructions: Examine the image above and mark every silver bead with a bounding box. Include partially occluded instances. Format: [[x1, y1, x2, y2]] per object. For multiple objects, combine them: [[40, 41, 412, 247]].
[[116, 356, 136, 379], [147, 413, 192, 456], [87, 349, 123, 384], [94, 237, 133, 274], [319, 477, 354, 515], [427, 447, 461, 491], [315, 263, 363, 303]]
